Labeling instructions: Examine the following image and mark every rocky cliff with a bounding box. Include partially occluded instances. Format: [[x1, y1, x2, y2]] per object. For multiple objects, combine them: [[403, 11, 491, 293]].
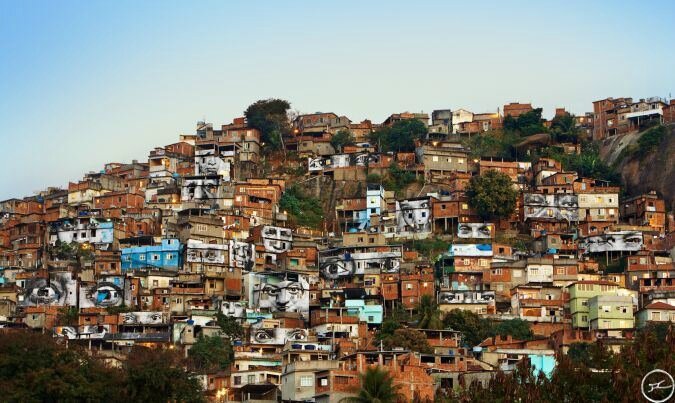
[[600, 124, 675, 211]]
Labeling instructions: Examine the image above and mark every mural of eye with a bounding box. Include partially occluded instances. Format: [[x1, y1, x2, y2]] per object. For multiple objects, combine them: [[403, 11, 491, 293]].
[[260, 284, 280, 296], [29, 284, 61, 305], [205, 250, 218, 261], [478, 225, 491, 236], [254, 329, 274, 343], [624, 236, 642, 244], [285, 283, 303, 295], [320, 259, 354, 279], [86, 282, 123, 307], [122, 312, 137, 324], [458, 225, 472, 235], [286, 329, 307, 341], [149, 313, 162, 322], [263, 227, 277, 237], [527, 194, 546, 206]]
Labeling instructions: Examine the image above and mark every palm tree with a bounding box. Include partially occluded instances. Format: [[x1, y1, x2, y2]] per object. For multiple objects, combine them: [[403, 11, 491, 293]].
[[416, 294, 443, 330], [341, 366, 402, 403]]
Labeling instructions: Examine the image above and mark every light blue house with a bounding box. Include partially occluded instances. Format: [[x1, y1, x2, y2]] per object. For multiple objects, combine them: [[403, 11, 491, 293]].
[[345, 299, 383, 324], [121, 239, 182, 271], [529, 354, 556, 378]]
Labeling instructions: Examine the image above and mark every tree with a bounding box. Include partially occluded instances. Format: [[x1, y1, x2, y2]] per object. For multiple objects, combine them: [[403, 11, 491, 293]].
[[215, 312, 244, 339], [244, 98, 291, 150], [443, 309, 494, 347], [416, 295, 443, 330], [494, 319, 533, 341], [466, 170, 518, 220], [382, 328, 433, 354], [342, 366, 403, 403], [550, 112, 580, 143], [56, 306, 79, 326], [279, 185, 324, 229], [188, 336, 234, 371], [369, 119, 427, 153], [383, 162, 416, 194], [377, 318, 402, 341], [126, 346, 205, 403], [330, 129, 355, 153], [503, 108, 547, 137], [0, 331, 126, 402]]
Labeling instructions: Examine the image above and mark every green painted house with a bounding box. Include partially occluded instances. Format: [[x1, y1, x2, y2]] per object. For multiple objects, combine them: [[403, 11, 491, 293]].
[[568, 281, 635, 329]]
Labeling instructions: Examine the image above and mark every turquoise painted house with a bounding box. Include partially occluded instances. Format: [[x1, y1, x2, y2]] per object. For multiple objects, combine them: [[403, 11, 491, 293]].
[[121, 238, 183, 271], [345, 299, 383, 324]]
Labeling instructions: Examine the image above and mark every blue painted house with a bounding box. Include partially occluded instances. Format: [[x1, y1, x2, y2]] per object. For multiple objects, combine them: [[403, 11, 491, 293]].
[[345, 299, 383, 324], [121, 239, 182, 271]]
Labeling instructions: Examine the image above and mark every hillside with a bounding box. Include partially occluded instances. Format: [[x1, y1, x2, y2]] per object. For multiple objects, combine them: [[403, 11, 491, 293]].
[[600, 124, 675, 210]]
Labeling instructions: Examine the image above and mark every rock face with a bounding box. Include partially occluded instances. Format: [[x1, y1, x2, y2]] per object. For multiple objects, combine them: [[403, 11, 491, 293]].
[[601, 124, 675, 211]]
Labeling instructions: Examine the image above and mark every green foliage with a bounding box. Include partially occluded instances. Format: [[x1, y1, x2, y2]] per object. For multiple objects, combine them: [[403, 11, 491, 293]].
[[106, 304, 134, 315], [416, 295, 444, 330], [443, 310, 533, 347], [466, 170, 518, 220], [635, 125, 668, 159], [377, 318, 402, 341], [443, 309, 495, 347], [188, 336, 234, 371], [454, 324, 675, 402], [0, 324, 207, 403], [50, 240, 94, 262], [408, 237, 448, 261], [279, 185, 324, 229], [463, 130, 520, 160], [330, 129, 355, 153], [215, 312, 244, 339], [0, 332, 123, 403], [494, 318, 533, 341], [382, 328, 433, 354], [369, 119, 427, 152], [541, 142, 620, 184], [503, 108, 548, 136], [366, 173, 382, 184], [126, 346, 205, 403], [56, 306, 79, 326], [383, 162, 416, 194], [342, 366, 403, 403], [244, 98, 291, 150], [550, 112, 581, 143]]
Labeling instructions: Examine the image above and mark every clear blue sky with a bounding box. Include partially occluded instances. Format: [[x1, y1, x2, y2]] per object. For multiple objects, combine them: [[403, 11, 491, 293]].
[[1, 0, 674, 199]]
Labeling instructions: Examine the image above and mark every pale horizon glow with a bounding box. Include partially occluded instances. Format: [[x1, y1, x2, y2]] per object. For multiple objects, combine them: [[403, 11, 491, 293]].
[[1, 0, 674, 199]]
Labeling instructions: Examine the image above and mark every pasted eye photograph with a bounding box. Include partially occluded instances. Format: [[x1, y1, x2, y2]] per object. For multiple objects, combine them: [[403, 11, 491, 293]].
[[0, 1, 673, 402]]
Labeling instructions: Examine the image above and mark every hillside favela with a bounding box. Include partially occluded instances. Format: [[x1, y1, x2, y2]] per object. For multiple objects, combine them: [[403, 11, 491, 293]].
[[1, 97, 674, 402], [2, 2, 675, 402]]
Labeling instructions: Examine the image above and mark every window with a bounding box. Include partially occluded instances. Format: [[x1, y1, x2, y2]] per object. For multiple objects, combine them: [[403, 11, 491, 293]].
[[602, 306, 611, 313], [166, 254, 174, 260], [139, 254, 146, 261], [406, 283, 413, 290], [300, 376, 313, 387], [651, 311, 661, 321], [581, 300, 588, 307], [151, 254, 160, 261], [234, 376, 241, 385], [581, 315, 588, 322]]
